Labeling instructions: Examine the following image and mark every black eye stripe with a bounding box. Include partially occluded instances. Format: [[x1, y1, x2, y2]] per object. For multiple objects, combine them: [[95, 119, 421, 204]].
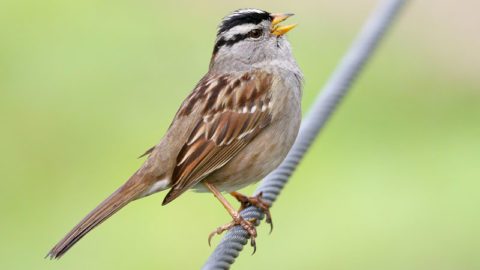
[[213, 34, 247, 54], [213, 29, 263, 54]]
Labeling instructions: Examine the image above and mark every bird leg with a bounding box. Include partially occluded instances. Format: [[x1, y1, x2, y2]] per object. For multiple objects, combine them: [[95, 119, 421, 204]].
[[204, 182, 258, 252], [230, 191, 273, 233]]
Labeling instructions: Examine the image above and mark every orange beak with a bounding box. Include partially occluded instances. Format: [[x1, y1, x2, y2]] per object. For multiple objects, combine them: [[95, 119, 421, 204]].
[[270, 13, 297, 36]]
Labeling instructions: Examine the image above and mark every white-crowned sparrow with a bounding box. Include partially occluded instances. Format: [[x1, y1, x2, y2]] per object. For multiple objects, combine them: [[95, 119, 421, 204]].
[[47, 8, 303, 258]]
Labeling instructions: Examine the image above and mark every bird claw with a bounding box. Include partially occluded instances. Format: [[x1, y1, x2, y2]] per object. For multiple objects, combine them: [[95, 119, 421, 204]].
[[208, 222, 234, 246], [232, 191, 274, 233], [250, 235, 257, 255], [207, 192, 273, 253], [208, 216, 258, 252]]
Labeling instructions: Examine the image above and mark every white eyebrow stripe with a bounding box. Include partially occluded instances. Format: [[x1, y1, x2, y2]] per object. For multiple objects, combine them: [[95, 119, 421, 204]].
[[224, 24, 257, 39]]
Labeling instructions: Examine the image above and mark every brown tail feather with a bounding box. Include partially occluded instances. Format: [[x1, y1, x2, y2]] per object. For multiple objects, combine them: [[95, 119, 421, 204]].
[[46, 174, 150, 259]]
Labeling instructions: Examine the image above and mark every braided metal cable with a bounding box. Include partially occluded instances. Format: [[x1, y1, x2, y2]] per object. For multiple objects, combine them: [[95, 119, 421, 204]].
[[202, 0, 407, 269]]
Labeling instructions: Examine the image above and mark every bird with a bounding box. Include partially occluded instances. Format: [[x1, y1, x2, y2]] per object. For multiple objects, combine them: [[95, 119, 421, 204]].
[[47, 8, 303, 259]]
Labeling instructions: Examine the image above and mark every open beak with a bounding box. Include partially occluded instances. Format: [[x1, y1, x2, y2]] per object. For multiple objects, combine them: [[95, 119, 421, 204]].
[[271, 13, 297, 36]]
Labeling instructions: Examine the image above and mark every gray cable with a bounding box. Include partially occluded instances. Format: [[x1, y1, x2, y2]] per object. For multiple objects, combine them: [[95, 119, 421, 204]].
[[202, 0, 407, 269]]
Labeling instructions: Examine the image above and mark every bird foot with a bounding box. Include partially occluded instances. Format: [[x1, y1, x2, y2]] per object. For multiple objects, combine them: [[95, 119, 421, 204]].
[[208, 216, 258, 253], [231, 191, 273, 233]]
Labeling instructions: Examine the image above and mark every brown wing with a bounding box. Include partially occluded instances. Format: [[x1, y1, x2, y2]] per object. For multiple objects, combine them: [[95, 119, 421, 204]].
[[162, 71, 273, 205]]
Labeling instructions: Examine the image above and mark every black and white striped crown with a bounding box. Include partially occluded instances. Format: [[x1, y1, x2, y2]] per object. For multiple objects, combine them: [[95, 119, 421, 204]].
[[217, 9, 272, 36]]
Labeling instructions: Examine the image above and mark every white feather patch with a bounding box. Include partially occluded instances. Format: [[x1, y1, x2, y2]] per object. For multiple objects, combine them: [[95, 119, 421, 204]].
[[143, 179, 170, 196], [224, 24, 256, 39]]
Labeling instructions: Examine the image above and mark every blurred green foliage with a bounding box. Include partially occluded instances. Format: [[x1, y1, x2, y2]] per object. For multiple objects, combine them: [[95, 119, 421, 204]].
[[1, 0, 479, 269]]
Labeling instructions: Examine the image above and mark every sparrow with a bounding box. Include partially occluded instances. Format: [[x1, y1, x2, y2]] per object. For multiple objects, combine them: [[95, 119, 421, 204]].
[[47, 8, 303, 258]]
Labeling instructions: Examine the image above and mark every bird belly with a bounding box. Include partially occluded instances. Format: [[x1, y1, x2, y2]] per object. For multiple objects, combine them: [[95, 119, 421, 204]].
[[193, 112, 300, 193]]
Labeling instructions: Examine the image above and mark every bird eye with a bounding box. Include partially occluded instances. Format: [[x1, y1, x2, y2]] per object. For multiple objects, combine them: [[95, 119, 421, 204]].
[[249, 29, 263, 39]]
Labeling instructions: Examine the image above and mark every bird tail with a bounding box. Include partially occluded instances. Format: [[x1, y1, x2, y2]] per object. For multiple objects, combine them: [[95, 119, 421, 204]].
[[46, 172, 151, 259]]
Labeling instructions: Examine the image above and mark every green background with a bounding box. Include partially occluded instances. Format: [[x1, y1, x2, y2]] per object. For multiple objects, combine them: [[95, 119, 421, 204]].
[[1, 0, 479, 269]]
